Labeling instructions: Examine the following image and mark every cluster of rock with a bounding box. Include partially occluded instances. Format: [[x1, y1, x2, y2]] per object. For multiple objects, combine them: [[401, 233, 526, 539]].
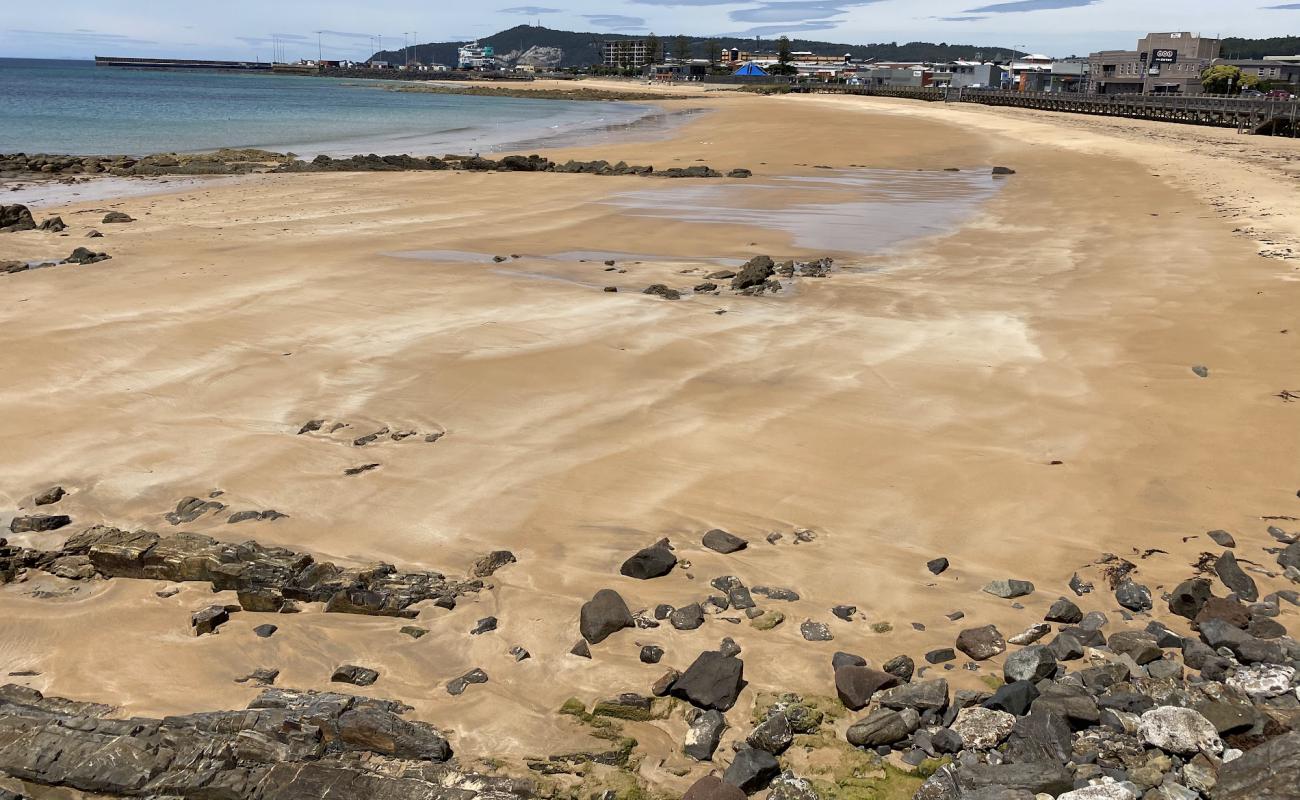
[[0, 204, 68, 235], [642, 256, 836, 301], [278, 152, 752, 179], [0, 683, 535, 799], [0, 149, 296, 178], [0, 524, 484, 618], [297, 417, 446, 446]]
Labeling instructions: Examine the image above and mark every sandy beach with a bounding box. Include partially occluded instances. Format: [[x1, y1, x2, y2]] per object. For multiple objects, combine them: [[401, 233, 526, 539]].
[[1, 82, 1298, 797]]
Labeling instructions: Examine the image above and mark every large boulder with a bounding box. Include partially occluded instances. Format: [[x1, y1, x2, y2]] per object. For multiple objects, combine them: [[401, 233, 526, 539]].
[[1136, 706, 1223, 755], [834, 666, 901, 711], [8, 515, 72, 533], [684, 708, 727, 761], [846, 707, 918, 748], [619, 543, 677, 580], [747, 712, 793, 755], [580, 589, 634, 644], [1215, 730, 1300, 799], [0, 205, 36, 232], [879, 679, 949, 713], [983, 579, 1035, 599], [1168, 578, 1212, 620], [723, 748, 780, 794], [670, 651, 745, 711], [1114, 580, 1153, 612], [956, 625, 1006, 660], [1214, 551, 1258, 602], [1003, 646, 1056, 683]]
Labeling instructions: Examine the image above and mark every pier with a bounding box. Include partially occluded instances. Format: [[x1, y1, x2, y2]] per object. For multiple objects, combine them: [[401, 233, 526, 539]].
[[783, 84, 1300, 135]]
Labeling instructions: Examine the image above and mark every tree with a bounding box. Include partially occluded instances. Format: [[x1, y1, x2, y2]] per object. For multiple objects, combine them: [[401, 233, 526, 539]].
[[706, 38, 720, 65], [770, 35, 797, 75], [645, 33, 660, 65], [673, 35, 691, 62], [1201, 64, 1248, 95]]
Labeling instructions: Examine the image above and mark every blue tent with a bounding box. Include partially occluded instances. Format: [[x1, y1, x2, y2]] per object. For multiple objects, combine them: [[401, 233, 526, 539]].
[[733, 63, 769, 76]]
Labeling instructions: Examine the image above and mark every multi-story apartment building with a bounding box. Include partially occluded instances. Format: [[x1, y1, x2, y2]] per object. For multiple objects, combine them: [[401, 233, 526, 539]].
[[602, 40, 650, 69]]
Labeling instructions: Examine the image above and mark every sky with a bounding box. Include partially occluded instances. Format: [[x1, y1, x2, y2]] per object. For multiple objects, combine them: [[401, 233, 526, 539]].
[[2, 0, 1297, 61]]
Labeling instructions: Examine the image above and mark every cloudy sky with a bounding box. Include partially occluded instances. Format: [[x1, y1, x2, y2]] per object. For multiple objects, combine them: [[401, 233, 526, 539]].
[[2, 0, 1296, 61]]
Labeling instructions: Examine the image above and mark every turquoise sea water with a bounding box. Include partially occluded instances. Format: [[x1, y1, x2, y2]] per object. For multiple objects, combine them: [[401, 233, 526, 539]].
[[0, 59, 653, 157]]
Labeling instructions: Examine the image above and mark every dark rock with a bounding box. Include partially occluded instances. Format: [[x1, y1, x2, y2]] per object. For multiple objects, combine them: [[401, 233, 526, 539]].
[[253, 624, 278, 638], [37, 216, 66, 232], [651, 668, 680, 696], [191, 605, 231, 636], [1199, 618, 1286, 664], [846, 708, 918, 748], [1215, 730, 1300, 799], [832, 651, 867, 670], [730, 256, 775, 291], [1069, 573, 1094, 595], [956, 762, 1073, 796], [8, 515, 71, 533], [1107, 630, 1163, 664], [332, 665, 379, 686], [670, 651, 745, 711], [747, 712, 793, 755], [1114, 579, 1153, 612], [446, 668, 488, 696], [684, 708, 727, 760], [164, 496, 225, 525], [703, 529, 748, 554], [983, 681, 1039, 716], [1196, 596, 1251, 629], [234, 667, 279, 686], [683, 776, 747, 800], [927, 557, 950, 575], [509, 646, 530, 661], [752, 586, 800, 601], [570, 639, 591, 658], [471, 550, 516, 578], [640, 645, 664, 664], [835, 666, 901, 710], [1214, 551, 1259, 602], [882, 654, 916, 683], [879, 679, 949, 713], [694, 282, 718, 293], [33, 487, 66, 506], [1169, 578, 1213, 620], [61, 247, 111, 265], [1006, 710, 1073, 763], [0, 204, 36, 232], [1207, 530, 1236, 548], [831, 605, 856, 622], [580, 589, 634, 644], [991, 167, 1017, 176], [723, 748, 781, 794], [619, 543, 677, 580], [726, 169, 753, 179], [470, 617, 498, 636], [956, 625, 1006, 661], [1045, 596, 1083, 624], [671, 603, 706, 630], [102, 211, 134, 223], [643, 284, 681, 300], [926, 648, 957, 664]]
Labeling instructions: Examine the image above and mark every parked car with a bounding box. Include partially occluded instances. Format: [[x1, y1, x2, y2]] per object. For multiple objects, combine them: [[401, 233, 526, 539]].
[[1266, 89, 1296, 100], [1240, 89, 1265, 98]]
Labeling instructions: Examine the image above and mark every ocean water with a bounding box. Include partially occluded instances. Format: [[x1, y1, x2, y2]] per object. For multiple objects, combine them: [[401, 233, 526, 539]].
[[0, 59, 655, 158]]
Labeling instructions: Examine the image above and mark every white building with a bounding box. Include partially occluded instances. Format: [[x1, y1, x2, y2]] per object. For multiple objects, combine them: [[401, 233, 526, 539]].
[[457, 43, 497, 70]]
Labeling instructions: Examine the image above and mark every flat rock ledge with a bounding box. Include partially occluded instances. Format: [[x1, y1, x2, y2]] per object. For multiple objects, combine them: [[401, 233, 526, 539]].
[[0, 683, 535, 800], [0, 525, 485, 617]]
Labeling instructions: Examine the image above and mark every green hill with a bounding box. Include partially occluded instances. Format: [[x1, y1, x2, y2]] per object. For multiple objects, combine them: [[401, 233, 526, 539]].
[[1220, 36, 1300, 60], [370, 25, 1025, 68]]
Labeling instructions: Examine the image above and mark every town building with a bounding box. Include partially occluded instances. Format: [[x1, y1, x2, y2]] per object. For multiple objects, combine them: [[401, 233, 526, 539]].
[[949, 62, 1007, 89], [1088, 32, 1220, 95], [457, 43, 496, 71], [1217, 59, 1300, 88], [602, 40, 650, 69]]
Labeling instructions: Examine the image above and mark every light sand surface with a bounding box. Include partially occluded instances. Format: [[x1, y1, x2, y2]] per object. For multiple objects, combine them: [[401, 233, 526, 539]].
[[1, 89, 1298, 789]]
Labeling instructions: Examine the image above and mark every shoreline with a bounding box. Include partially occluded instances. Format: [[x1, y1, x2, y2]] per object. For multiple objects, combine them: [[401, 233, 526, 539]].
[[2, 85, 1299, 800]]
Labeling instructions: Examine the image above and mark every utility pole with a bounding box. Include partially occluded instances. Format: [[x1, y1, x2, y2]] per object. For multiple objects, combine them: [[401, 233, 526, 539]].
[[316, 30, 323, 63]]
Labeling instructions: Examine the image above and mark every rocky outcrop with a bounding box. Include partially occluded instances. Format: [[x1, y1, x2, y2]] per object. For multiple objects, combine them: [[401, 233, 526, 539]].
[[0, 684, 536, 800], [0, 525, 483, 616]]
